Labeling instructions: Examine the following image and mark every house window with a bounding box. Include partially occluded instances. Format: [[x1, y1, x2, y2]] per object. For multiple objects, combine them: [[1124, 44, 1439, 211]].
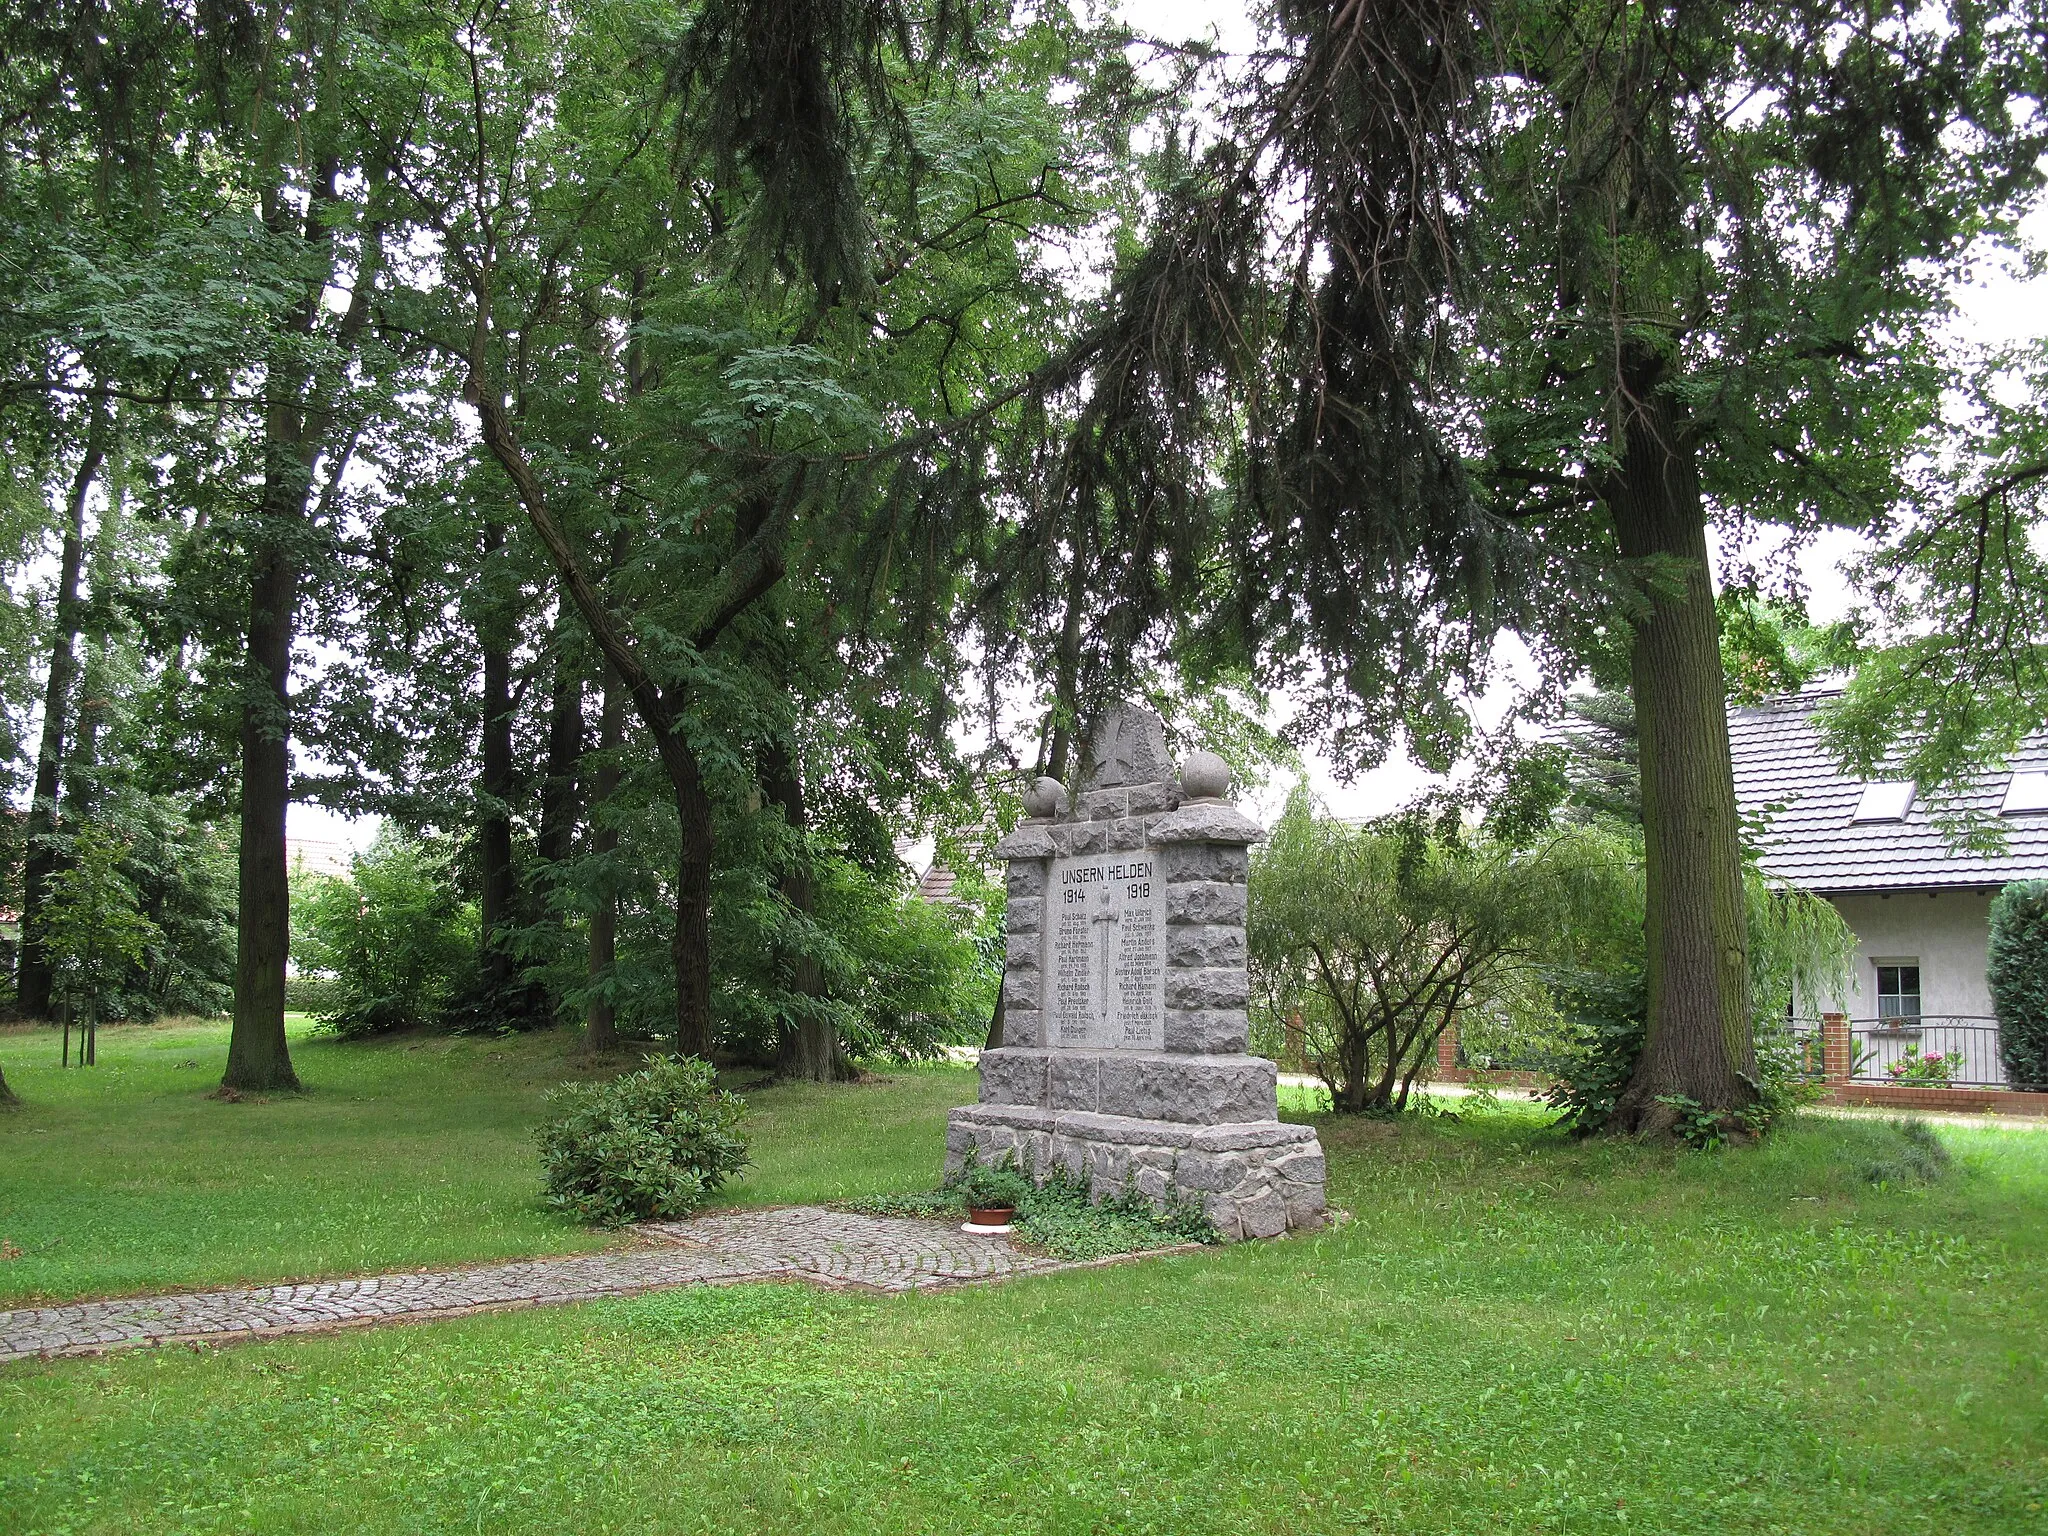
[[2001, 771, 2048, 815], [1852, 781, 1916, 822], [1875, 963, 1922, 1022]]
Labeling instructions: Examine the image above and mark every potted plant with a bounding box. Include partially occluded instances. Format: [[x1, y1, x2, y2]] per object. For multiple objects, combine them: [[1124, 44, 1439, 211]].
[[953, 1158, 1032, 1233]]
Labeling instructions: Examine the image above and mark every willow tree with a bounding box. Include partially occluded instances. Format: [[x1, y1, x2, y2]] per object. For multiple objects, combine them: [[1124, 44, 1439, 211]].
[[1051, 0, 2046, 1134]]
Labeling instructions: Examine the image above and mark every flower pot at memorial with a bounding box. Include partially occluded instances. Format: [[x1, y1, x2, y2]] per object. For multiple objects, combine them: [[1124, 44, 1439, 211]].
[[964, 1205, 1016, 1233]]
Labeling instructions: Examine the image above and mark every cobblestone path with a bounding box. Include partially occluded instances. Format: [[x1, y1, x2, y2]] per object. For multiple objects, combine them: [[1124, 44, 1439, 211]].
[[1, 1207, 1076, 1364]]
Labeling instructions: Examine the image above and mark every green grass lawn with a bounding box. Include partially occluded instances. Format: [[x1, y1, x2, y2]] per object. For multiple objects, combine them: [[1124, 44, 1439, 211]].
[[4, 1028, 2047, 1534], [0, 1017, 975, 1306]]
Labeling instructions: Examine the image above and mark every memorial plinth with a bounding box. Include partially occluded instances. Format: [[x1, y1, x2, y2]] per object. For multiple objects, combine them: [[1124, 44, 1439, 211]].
[[946, 705, 1327, 1240]]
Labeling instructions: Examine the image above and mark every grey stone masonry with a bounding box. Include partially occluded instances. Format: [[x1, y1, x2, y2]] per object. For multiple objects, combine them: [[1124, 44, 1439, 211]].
[[960, 703, 1326, 1239]]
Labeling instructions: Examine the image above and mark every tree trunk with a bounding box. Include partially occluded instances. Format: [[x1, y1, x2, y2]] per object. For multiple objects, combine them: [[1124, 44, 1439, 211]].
[[0, 1060, 16, 1106], [477, 539, 517, 996], [762, 737, 850, 1082], [537, 629, 584, 872], [66, 434, 126, 821], [222, 168, 380, 1092], [667, 734, 716, 1059], [1606, 364, 1755, 1135], [224, 510, 303, 1092], [1042, 528, 1090, 781], [582, 675, 622, 1053], [18, 412, 107, 1017]]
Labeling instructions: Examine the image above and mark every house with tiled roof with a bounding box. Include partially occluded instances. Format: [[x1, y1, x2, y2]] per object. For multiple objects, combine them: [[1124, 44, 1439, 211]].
[[1731, 688, 2048, 1088]]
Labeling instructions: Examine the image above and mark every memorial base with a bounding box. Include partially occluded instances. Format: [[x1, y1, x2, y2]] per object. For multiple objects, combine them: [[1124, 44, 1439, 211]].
[[946, 1102, 1328, 1241]]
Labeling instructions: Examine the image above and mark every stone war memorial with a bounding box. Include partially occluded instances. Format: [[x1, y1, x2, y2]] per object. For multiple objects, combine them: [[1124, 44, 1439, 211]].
[[946, 703, 1328, 1239]]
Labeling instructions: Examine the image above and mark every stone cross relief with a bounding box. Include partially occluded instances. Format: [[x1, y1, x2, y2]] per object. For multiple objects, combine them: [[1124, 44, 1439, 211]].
[[1091, 892, 1120, 1035]]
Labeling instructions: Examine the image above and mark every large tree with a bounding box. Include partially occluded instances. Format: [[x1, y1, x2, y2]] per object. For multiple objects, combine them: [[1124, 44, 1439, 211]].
[[1050, 0, 2046, 1133], [3, 3, 430, 1089], [378, 0, 1106, 1063]]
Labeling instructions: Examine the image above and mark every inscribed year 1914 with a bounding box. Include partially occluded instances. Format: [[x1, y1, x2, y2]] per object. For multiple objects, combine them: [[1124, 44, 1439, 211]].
[[1047, 851, 1166, 1049]]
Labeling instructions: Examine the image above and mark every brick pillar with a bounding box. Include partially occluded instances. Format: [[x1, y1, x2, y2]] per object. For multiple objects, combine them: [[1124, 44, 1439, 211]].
[[1437, 1015, 1460, 1077], [1821, 1012, 1850, 1085]]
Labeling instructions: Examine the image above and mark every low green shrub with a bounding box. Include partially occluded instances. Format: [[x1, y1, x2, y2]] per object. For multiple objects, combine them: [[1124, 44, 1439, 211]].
[[1884, 1045, 1963, 1086], [1011, 1166, 1218, 1260], [283, 974, 346, 1016], [1857, 1117, 1952, 1188], [293, 830, 476, 1039], [536, 1056, 748, 1227], [847, 1158, 1220, 1259]]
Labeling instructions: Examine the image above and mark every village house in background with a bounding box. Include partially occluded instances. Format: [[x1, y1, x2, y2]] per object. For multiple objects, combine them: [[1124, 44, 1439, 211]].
[[1734, 687, 2048, 1089]]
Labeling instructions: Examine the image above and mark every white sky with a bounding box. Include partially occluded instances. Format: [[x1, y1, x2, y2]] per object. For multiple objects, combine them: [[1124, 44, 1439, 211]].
[[282, 4, 2048, 849]]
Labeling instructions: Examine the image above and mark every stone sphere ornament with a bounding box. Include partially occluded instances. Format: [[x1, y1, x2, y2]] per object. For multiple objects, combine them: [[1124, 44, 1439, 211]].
[[1021, 776, 1069, 819], [1178, 751, 1233, 800]]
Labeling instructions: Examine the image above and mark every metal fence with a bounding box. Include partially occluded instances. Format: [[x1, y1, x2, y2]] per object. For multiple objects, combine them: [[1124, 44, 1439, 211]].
[[1849, 1017, 2008, 1089], [1785, 1016, 2017, 1090]]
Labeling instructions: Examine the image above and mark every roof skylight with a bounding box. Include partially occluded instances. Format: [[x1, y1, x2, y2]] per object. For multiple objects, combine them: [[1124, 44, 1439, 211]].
[[2001, 772, 2048, 816], [1851, 781, 1916, 823]]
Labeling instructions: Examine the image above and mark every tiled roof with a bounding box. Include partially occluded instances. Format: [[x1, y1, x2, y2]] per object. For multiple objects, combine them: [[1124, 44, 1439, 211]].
[[1730, 688, 2048, 893]]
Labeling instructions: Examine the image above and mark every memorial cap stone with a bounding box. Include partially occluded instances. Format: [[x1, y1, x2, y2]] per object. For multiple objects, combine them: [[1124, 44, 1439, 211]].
[[1080, 701, 1175, 789]]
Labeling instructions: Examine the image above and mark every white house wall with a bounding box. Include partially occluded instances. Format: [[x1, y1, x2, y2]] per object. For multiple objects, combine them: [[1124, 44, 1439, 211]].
[[1814, 889, 1997, 1020]]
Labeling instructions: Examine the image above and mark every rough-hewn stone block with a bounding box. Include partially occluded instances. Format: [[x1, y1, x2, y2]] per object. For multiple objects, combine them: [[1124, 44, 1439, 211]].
[[1049, 1053, 1101, 1112], [1161, 843, 1250, 884], [1174, 1150, 1248, 1193], [1048, 820, 1105, 856], [1200, 1192, 1244, 1242], [994, 825, 1056, 860], [1164, 1008, 1250, 1054], [1188, 1120, 1313, 1152], [1125, 780, 1178, 815], [1166, 881, 1247, 925], [1237, 1186, 1289, 1239], [1077, 788, 1128, 821], [1149, 803, 1264, 846], [1004, 967, 1042, 1010], [1093, 1051, 1276, 1124], [1166, 924, 1246, 967], [978, 1048, 1051, 1108], [1104, 816, 1149, 851], [1007, 861, 1047, 898], [1272, 1147, 1327, 1187], [1003, 1008, 1044, 1048], [1165, 967, 1251, 1011], [1280, 1178, 1328, 1230], [1006, 896, 1042, 936]]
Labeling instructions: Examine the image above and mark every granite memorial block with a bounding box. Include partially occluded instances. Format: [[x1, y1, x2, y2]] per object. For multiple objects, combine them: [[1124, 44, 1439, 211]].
[[946, 703, 1328, 1240]]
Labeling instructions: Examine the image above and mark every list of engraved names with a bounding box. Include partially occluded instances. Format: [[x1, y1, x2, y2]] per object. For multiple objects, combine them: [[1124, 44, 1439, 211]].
[[1047, 852, 1165, 1049]]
